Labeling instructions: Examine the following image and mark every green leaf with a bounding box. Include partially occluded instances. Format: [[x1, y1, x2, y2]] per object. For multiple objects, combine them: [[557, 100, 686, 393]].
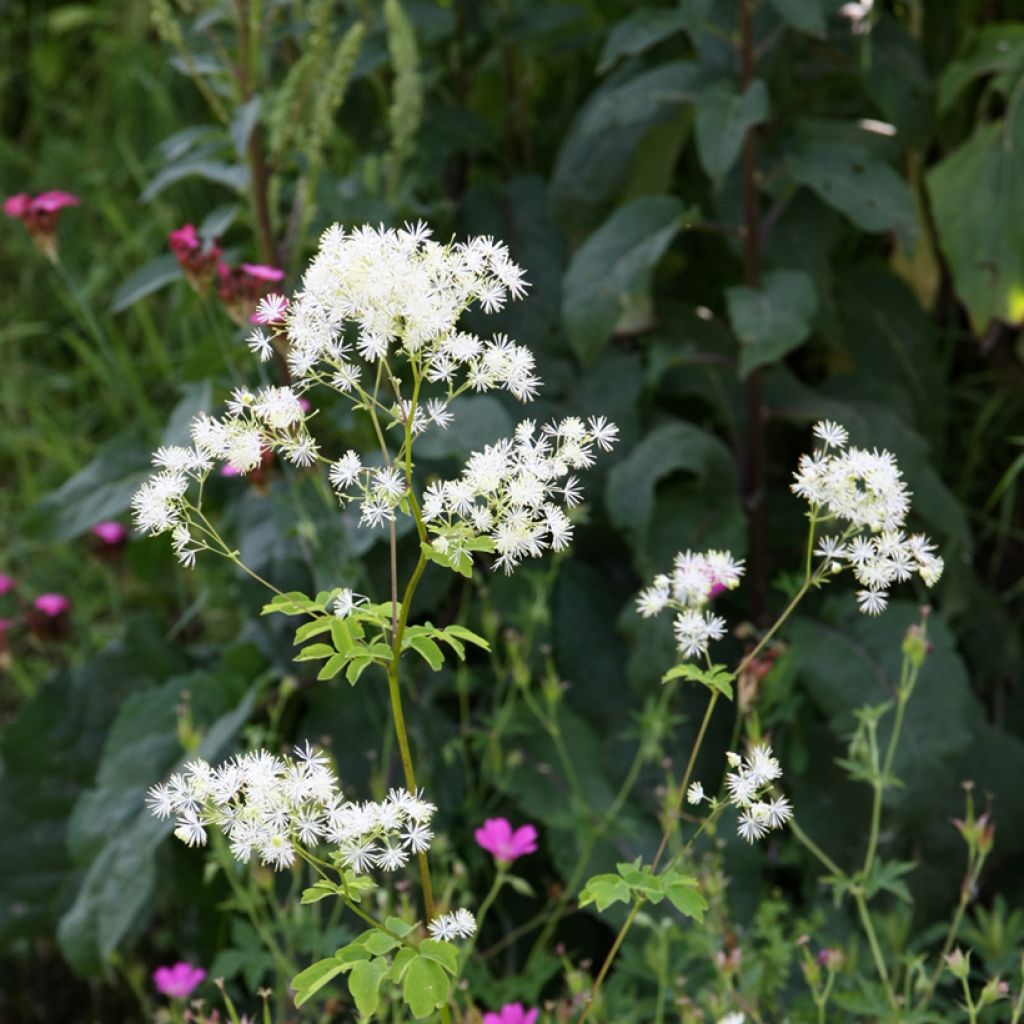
[[402, 956, 450, 1019], [230, 95, 262, 158], [294, 643, 335, 662], [563, 195, 686, 362], [330, 617, 355, 655], [662, 872, 708, 921], [345, 655, 374, 686], [300, 880, 342, 904], [936, 24, 1024, 114], [616, 860, 663, 901], [662, 662, 735, 699], [927, 100, 1024, 333], [292, 957, 348, 1008], [141, 157, 250, 202], [349, 957, 390, 1017], [695, 79, 768, 180], [726, 269, 818, 377], [767, 0, 826, 37], [363, 929, 401, 956], [440, 624, 491, 651], [407, 635, 444, 671], [419, 939, 459, 976], [294, 618, 332, 644], [788, 143, 915, 241], [862, 859, 916, 904], [597, 8, 703, 73], [110, 255, 183, 313], [317, 654, 349, 681], [261, 591, 321, 616], [579, 872, 632, 912]]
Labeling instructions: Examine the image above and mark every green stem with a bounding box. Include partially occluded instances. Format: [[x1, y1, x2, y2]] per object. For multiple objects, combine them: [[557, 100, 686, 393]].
[[789, 817, 844, 878], [578, 900, 643, 1024], [854, 891, 898, 1009]]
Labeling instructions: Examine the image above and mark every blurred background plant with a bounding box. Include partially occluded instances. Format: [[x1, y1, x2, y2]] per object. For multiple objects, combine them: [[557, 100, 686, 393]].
[[1, 0, 1023, 1021]]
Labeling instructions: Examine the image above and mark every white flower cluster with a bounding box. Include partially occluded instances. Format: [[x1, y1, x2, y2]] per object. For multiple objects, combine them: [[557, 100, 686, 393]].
[[792, 421, 944, 615], [636, 549, 745, 659], [276, 223, 534, 400], [147, 744, 436, 874], [690, 744, 793, 844], [427, 909, 477, 942], [131, 386, 317, 565], [421, 416, 619, 573]]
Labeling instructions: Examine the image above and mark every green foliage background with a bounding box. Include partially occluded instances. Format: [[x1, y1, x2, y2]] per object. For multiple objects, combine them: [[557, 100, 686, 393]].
[[1, 1, 1023, 1021]]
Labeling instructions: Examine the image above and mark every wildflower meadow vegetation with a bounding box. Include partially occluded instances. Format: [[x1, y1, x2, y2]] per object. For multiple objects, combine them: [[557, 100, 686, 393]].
[[2, 2, 1024, 1022]]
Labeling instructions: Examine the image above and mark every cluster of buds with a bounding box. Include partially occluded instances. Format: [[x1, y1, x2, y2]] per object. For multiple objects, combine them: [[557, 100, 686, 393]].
[[4, 190, 79, 262], [168, 224, 221, 291]]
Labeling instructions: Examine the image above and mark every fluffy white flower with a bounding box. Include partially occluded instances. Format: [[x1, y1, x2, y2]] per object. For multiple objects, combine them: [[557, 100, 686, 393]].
[[428, 909, 477, 941]]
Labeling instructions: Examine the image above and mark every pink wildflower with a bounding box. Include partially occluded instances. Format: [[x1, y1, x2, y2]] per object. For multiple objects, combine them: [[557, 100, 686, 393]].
[[33, 593, 71, 618], [483, 1003, 539, 1024], [4, 189, 80, 262], [168, 223, 221, 291], [220, 463, 241, 477], [218, 264, 285, 326], [240, 262, 285, 281], [0, 573, 15, 595], [91, 521, 128, 547], [153, 961, 206, 999], [475, 818, 538, 863]]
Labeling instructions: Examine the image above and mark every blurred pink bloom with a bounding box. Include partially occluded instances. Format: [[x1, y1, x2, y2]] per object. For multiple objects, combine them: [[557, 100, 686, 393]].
[[475, 818, 538, 863], [298, 397, 311, 412], [33, 593, 71, 618], [0, 573, 15, 595], [220, 463, 241, 477], [168, 223, 201, 255], [153, 961, 206, 999], [483, 1004, 539, 1024], [240, 262, 285, 281], [4, 189, 80, 262], [709, 581, 727, 599], [169, 223, 221, 291], [91, 521, 128, 546]]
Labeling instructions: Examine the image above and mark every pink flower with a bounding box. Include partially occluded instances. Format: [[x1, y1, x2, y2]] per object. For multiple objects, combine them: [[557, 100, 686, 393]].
[[240, 262, 285, 281], [91, 521, 128, 546], [168, 223, 201, 255], [483, 1003, 539, 1024], [31, 190, 80, 214], [169, 223, 221, 291], [33, 593, 71, 618], [0, 573, 15, 595], [220, 463, 241, 477], [4, 189, 79, 262], [153, 961, 206, 999], [475, 818, 538, 863]]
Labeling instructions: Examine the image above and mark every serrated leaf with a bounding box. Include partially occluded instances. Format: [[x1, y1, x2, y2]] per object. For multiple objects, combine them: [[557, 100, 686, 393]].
[[662, 874, 708, 921], [726, 269, 818, 377], [402, 956, 449, 1019], [695, 79, 768, 180], [579, 873, 632, 912], [563, 196, 686, 362], [662, 662, 736, 699]]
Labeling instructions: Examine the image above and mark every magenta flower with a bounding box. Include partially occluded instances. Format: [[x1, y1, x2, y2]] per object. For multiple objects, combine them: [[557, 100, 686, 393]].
[[483, 1003, 539, 1024], [169, 223, 221, 291], [91, 521, 128, 546], [475, 818, 538, 863], [153, 961, 206, 999], [0, 573, 15, 595], [240, 262, 285, 282], [220, 463, 241, 477], [4, 189, 80, 262], [33, 593, 71, 617]]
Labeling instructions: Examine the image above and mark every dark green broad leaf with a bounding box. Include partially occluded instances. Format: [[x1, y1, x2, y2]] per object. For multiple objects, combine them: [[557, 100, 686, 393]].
[[863, 15, 933, 148], [597, 7, 708, 73], [110, 255, 183, 313], [937, 23, 1024, 114], [24, 434, 151, 542], [56, 658, 260, 974], [767, 0, 826, 37], [726, 268, 818, 377], [788, 143, 915, 242], [927, 99, 1024, 333], [0, 619, 186, 947], [141, 157, 250, 202], [606, 420, 743, 575], [562, 196, 687, 363], [551, 62, 707, 232], [695, 79, 768, 180]]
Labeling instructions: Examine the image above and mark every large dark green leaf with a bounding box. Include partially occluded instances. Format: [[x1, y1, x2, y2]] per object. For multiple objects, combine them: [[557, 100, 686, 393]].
[[927, 98, 1024, 333], [597, 7, 708, 73], [767, 0, 826, 38], [110, 255, 183, 313], [562, 196, 686, 363], [788, 142, 915, 241], [726, 269, 818, 377], [551, 62, 706, 232], [141, 157, 250, 202], [695, 78, 768, 180]]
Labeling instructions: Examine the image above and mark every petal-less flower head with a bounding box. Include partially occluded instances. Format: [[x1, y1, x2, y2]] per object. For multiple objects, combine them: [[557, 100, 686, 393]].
[[724, 743, 792, 844], [427, 908, 477, 942], [483, 1004, 540, 1024], [153, 961, 206, 999], [474, 817, 538, 862]]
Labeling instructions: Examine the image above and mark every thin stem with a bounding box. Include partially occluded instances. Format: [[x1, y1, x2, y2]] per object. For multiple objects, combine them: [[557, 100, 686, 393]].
[[788, 817, 845, 878], [855, 891, 898, 1009], [578, 901, 643, 1024]]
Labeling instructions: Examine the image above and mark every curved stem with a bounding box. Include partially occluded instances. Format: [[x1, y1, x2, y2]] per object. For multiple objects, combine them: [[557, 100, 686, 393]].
[[578, 901, 643, 1024]]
